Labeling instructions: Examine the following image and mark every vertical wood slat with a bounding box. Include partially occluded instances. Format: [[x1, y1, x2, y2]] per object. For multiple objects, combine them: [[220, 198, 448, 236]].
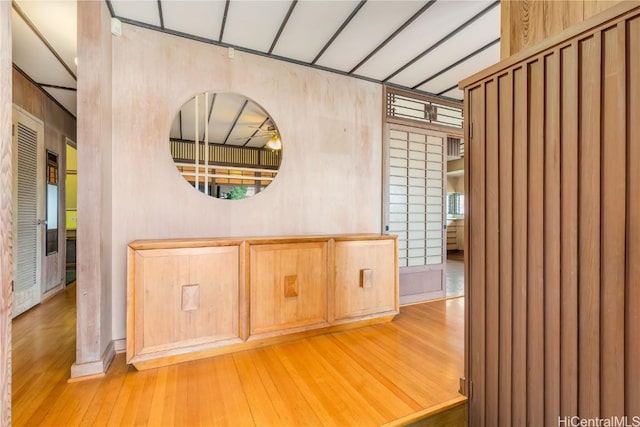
[[0, 1, 12, 425], [483, 79, 499, 427], [626, 15, 640, 418], [560, 42, 579, 417], [526, 58, 545, 426], [543, 50, 561, 426], [497, 72, 513, 427], [600, 23, 626, 418], [468, 86, 486, 426], [511, 65, 528, 427], [578, 32, 601, 419], [465, 6, 640, 425]]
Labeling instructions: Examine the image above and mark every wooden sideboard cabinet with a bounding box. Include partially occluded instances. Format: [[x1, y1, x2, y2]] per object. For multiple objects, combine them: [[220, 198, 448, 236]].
[[127, 235, 398, 370]]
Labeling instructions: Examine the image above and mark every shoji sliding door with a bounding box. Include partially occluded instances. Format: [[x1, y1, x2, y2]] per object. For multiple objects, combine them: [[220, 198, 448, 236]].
[[385, 124, 446, 304], [461, 3, 640, 425]]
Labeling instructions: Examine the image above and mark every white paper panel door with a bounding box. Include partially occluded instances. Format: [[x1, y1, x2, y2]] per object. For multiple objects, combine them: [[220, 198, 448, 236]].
[[386, 125, 446, 304], [12, 108, 44, 318]]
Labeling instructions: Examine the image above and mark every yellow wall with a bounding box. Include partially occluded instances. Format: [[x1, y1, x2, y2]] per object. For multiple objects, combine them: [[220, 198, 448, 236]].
[[65, 144, 77, 230]]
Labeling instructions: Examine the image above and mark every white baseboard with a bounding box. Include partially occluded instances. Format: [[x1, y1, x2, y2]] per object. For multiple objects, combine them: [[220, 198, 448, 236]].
[[41, 282, 65, 302], [400, 289, 446, 306], [69, 339, 116, 380], [113, 338, 126, 353]]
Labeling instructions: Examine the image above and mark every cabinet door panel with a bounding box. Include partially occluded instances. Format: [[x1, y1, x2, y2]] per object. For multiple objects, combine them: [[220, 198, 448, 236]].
[[135, 246, 239, 354], [250, 242, 327, 334], [334, 240, 397, 320]]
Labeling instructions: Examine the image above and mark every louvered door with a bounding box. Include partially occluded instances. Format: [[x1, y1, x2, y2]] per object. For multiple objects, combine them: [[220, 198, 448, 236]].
[[12, 108, 44, 317], [385, 124, 446, 304]]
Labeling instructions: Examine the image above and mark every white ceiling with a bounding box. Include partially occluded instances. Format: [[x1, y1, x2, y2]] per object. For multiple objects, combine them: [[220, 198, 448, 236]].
[[11, 0, 501, 121], [12, 0, 77, 116]]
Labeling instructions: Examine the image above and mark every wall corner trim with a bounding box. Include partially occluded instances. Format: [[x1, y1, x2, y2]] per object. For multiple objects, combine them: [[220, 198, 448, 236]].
[[69, 340, 116, 380]]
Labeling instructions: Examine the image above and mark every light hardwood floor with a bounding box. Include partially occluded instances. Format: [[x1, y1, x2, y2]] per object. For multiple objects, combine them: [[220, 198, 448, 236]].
[[13, 284, 464, 426]]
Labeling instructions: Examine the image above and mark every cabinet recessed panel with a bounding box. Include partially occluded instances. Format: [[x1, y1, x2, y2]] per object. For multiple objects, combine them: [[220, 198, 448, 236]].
[[250, 242, 328, 334], [334, 240, 397, 320], [134, 246, 239, 355]]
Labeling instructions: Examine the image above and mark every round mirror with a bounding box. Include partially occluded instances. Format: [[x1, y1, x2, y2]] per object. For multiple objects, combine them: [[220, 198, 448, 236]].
[[169, 92, 282, 199]]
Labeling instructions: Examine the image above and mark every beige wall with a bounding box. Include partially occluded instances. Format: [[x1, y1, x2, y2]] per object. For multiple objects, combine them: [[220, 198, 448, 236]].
[[12, 69, 76, 294], [109, 26, 383, 339]]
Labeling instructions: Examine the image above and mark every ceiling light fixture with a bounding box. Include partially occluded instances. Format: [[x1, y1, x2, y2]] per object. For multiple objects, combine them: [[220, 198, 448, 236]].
[[265, 134, 282, 151]]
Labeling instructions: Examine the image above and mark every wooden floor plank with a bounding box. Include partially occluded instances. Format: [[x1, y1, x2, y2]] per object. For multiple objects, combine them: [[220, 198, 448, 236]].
[[248, 346, 324, 426], [232, 351, 282, 425], [12, 284, 464, 426], [80, 356, 130, 426], [311, 334, 416, 420], [273, 339, 384, 426], [146, 364, 177, 427]]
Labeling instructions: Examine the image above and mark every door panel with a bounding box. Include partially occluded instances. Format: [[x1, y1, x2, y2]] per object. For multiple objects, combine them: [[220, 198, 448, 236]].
[[385, 125, 446, 304], [12, 108, 44, 317], [249, 242, 328, 335]]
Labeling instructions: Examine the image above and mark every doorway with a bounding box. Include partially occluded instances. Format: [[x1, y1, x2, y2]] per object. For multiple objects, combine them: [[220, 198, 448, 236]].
[[445, 169, 465, 298]]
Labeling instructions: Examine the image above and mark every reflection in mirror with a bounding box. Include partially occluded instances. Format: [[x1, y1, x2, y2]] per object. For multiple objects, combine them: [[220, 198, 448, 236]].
[[169, 92, 282, 199]]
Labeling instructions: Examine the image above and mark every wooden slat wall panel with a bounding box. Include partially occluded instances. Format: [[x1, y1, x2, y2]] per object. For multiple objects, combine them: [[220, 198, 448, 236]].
[[463, 5, 640, 425], [483, 79, 499, 427], [511, 65, 528, 427], [467, 87, 485, 426], [578, 33, 601, 419], [543, 50, 561, 427], [600, 23, 626, 418], [560, 43, 579, 418], [627, 15, 640, 419], [527, 58, 545, 425], [497, 72, 513, 426]]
